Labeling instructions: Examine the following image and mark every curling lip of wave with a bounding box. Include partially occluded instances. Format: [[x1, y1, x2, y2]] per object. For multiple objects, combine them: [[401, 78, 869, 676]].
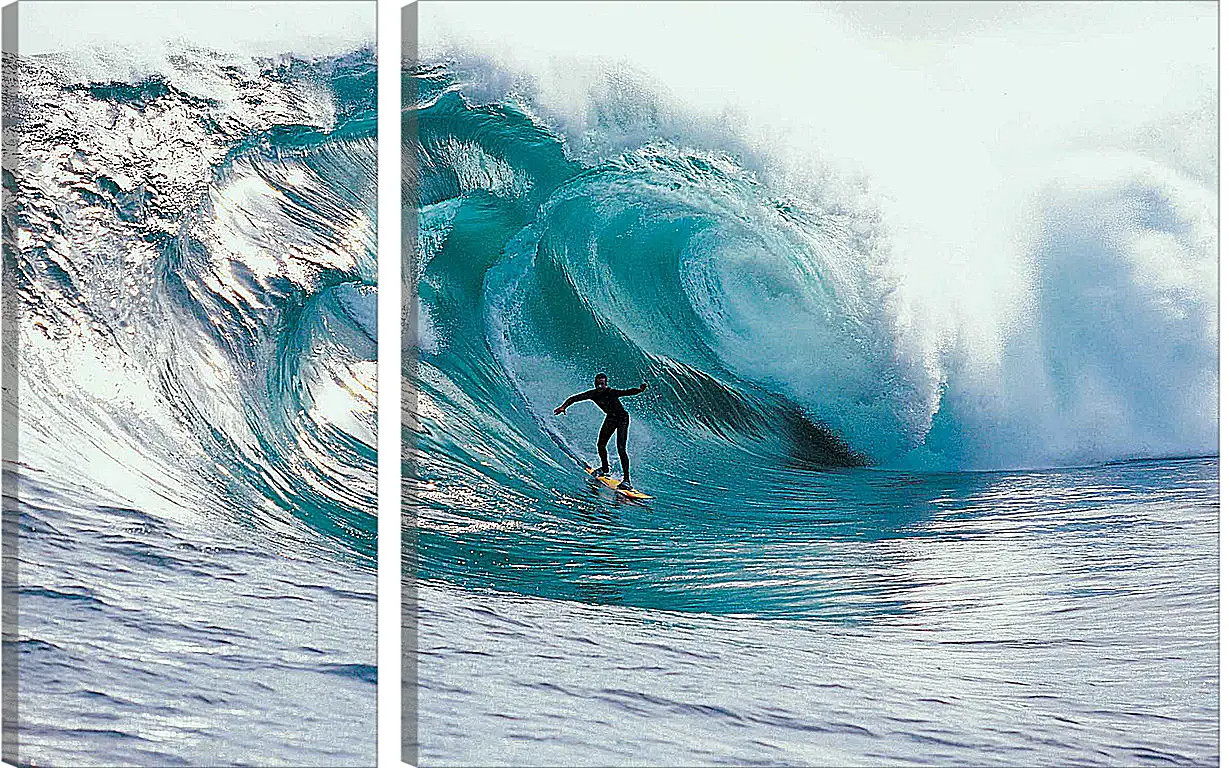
[[411, 69, 931, 470]]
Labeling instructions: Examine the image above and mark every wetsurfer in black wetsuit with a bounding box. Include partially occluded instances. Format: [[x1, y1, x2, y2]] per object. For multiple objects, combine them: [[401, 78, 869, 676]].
[[554, 373, 647, 489]]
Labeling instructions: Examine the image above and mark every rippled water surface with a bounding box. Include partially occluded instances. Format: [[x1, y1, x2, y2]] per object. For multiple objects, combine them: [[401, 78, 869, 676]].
[[416, 458, 1217, 766], [14, 470, 377, 767]]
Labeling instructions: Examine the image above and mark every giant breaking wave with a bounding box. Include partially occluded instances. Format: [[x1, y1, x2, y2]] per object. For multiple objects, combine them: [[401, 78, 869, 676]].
[[7, 47, 377, 560], [408, 60, 1215, 480]]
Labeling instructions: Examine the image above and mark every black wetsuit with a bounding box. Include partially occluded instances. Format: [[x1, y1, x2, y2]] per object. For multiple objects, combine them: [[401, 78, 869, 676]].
[[562, 385, 644, 479]]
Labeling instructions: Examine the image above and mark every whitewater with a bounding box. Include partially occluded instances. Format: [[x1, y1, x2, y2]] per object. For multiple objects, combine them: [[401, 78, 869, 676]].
[[407, 3, 1217, 765], [6, 42, 377, 765]]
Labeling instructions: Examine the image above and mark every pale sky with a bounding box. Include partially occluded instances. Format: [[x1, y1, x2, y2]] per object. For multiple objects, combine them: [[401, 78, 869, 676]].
[[416, 1, 1215, 173], [19, 1, 374, 57]]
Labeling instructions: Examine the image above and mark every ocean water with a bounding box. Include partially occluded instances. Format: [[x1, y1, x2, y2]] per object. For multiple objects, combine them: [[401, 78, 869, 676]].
[[415, 458, 1217, 766], [14, 473, 376, 767], [406, 58, 1217, 766], [7, 46, 377, 765]]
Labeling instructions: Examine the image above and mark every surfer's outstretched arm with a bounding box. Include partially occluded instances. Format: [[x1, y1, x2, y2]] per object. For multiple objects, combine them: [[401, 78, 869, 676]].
[[613, 382, 648, 397], [554, 389, 596, 415]]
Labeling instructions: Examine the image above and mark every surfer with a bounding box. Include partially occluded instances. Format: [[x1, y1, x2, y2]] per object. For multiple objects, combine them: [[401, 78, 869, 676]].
[[554, 373, 647, 489]]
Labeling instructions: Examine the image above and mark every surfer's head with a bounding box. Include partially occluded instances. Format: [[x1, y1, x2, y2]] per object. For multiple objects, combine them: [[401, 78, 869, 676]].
[[594, 373, 608, 388]]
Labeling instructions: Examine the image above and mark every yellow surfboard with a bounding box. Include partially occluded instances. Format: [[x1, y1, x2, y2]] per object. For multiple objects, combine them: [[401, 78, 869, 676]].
[[585, 467, 653, 500]]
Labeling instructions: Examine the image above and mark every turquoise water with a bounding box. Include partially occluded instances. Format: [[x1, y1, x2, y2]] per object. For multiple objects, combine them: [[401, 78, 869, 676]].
[[407, 62, 1217, 765]]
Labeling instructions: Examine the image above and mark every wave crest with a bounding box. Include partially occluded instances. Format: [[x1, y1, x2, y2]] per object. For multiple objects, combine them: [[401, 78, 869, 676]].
[[10, 47, 377, 559]]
